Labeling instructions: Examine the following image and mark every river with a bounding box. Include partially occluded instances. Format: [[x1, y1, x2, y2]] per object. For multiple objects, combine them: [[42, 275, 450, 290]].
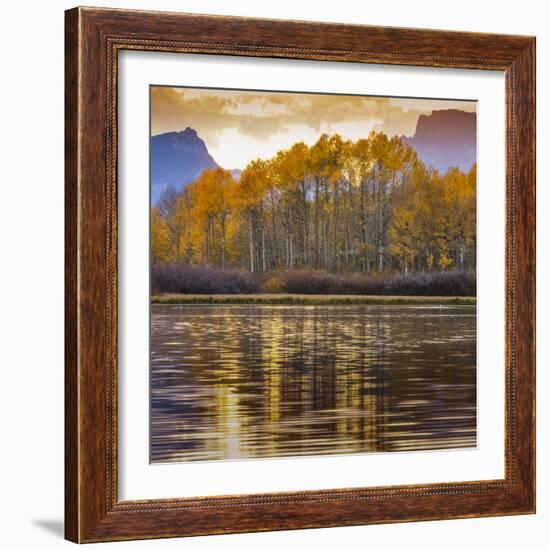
[[150, 304, 476, 463]]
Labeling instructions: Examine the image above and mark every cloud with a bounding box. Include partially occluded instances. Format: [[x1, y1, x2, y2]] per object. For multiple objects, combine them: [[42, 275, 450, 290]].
[[151, 86, 476, 168]]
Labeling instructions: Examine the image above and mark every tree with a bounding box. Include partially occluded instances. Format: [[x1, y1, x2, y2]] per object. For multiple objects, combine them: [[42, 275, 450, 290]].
[[151, 132, 476, 276], [188, 168, 236, 270], [151, 207, 171, 263], [233, 159, 272, 272]]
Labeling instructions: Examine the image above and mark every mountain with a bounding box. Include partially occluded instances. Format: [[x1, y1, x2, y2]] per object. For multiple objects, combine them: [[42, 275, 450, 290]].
[[151, 127, 218, 204], [230, 168, 242, 181], [402, 109, 476, 174]]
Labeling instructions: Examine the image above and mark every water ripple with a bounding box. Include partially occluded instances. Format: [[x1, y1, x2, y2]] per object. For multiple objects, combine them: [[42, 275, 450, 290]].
[[151, 304, 476, 463]]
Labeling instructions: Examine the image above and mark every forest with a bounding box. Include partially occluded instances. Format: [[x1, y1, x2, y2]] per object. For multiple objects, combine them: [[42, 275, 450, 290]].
[[151, 131, 476, 295]]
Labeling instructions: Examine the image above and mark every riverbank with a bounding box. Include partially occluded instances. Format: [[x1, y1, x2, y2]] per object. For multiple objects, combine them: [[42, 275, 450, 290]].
[[151, 293, 476, 306]]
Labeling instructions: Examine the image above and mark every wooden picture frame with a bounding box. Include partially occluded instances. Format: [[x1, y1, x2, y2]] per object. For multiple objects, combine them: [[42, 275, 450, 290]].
[[65, 6, 536, 543]]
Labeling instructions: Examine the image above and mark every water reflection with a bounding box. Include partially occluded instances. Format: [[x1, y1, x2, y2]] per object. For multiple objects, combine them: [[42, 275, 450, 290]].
[[150, 304, 476, 463]]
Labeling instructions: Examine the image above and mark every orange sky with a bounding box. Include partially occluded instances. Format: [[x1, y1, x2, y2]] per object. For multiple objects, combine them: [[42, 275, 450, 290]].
[[151, 86, 476, 170]]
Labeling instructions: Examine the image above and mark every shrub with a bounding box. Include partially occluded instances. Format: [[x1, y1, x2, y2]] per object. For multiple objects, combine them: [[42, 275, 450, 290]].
[[263, 275, 286, 294], [280, 270, 386, 295], [151, 264, 261, 294], [151, 264, 476, 297], [384, 270, 476, 297]]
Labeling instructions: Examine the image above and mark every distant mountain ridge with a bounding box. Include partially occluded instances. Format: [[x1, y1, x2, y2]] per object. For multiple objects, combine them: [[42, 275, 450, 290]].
[[151, 110, 476, 204], [151, 128, 217, 204], [402, 109, 476, 174], [151, 128, 242, 204], [230, 168, 243, 181]]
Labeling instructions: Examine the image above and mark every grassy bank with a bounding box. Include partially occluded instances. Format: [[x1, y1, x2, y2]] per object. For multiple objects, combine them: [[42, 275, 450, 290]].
[[152, 293, 476, 306]]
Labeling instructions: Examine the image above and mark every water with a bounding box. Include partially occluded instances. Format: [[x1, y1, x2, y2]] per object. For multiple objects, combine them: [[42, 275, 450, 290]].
[[150, 304, 476, 463]]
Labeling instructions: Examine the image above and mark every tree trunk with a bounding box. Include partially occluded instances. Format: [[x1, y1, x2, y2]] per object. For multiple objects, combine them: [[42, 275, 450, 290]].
[[262, 227, 266, 272], [220, 216, 226, 271], [248, 210, 254, 273], [314, 178, 320, 268]]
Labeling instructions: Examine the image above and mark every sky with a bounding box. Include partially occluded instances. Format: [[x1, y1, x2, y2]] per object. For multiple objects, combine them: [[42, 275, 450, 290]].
[[151, 86, 476, 170]]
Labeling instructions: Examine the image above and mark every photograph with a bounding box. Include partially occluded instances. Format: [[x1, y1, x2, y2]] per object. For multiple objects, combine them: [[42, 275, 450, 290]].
[[149, 86, 478, 463]]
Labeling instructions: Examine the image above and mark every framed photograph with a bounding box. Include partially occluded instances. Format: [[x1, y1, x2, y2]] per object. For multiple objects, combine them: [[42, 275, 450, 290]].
[[65, 7, 535, 543]]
